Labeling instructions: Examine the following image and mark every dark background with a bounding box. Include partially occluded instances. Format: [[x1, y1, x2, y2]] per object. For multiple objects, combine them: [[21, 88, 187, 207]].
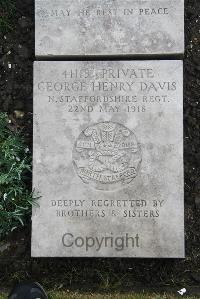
[[0, 0, 200, 293]]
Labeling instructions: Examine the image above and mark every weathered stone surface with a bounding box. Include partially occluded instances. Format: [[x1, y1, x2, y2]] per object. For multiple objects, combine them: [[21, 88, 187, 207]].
[[32, 60, 184, 257], [35, 0, 184, 57]]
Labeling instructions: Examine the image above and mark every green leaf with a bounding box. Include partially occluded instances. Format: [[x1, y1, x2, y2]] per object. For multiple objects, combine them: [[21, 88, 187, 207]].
[[0, 112, 39, 240]]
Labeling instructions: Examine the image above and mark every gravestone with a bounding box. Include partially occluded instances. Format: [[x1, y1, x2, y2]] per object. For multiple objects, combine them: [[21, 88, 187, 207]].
[[32, 60, 184, 257], [35, 0, 184, 57]]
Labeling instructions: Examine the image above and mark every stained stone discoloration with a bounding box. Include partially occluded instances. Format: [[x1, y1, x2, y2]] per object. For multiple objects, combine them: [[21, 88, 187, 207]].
[[35, 0, 184, 57], [32, 61, 184, 258]]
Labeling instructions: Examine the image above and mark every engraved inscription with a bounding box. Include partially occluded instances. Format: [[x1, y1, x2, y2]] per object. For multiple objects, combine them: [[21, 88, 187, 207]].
[[73, 122, 142, 191], [36, 6, 170, 19]]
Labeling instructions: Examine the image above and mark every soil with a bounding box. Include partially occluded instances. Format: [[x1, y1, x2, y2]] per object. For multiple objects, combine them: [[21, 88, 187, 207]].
[[0, 0, 34, 112], [0, 0, 200, 294]]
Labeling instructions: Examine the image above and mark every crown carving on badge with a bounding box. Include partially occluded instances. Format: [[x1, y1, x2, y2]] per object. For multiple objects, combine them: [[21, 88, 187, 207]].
[[84, 122, 132, 151], [84, 123, 116, 143]]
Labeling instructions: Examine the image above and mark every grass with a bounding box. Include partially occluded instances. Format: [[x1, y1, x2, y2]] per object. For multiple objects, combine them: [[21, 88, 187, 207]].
[[48, 293, 199, 299], [0, 291, 199, 299]]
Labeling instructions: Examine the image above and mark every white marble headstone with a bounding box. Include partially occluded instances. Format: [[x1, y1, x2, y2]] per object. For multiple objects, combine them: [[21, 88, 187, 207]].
[[32, 60, 184, 257], [35, 0, 184, 57]]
